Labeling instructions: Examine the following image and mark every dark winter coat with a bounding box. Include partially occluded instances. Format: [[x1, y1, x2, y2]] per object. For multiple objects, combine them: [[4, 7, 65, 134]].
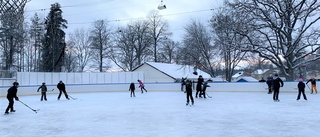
[[306, 78, 316, 85], [298, 81, 305, 91], [7, 86, 18, 99], [57, 82, 66, 90], [273, 77, 284, 88], [196, 77, 204, 91], [129, 83, 135, 91], [266, 78, 273, 87], [186, 82, 193, 93], [38, 85, 48, 93]]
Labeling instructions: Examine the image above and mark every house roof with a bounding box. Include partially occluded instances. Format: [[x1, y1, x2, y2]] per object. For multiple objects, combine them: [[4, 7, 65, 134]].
[[252, 69, 270, 75], [234, 76, 258, 82], [133, 62, 212, 80]]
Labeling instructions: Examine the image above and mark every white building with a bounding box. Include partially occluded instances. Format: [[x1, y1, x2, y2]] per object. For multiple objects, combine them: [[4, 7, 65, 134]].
[[132, 62, 212, 83]]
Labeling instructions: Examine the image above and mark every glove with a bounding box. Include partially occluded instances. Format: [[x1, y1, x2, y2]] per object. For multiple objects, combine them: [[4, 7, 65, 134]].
[[15, 97, 19, 101]]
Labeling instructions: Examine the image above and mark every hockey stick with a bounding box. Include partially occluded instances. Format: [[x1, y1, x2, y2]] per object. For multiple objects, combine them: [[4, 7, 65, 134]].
[[68, 95, 77, 100], [206, 92, 212, 98], [18, 100, 39, 113]]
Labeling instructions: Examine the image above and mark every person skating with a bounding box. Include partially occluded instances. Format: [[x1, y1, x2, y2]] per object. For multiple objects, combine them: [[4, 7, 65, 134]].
[[181, 77, 187, 91], [195, 75, 204, 98], [137, 79, 147, 93], [297, 78, 307, 101], [37, 82, 48, 101], [185, 79, 194, 105], [266, 77, 273, 94], [129, 82, 136, 97], [4, 82, 19, 114], [57, 81, 70, 100], [273, 74, 284, 102], [306, 76, 317, 94], [202, 81, 210, 98]]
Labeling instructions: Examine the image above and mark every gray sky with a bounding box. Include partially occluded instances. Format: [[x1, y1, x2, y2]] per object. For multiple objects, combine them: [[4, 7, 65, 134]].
[[24, 0, 224, 41]]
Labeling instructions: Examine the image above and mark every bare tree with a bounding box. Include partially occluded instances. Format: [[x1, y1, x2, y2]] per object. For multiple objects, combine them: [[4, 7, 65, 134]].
[[157, 39, 178, 63], [29, 13, 44, 72], [90, 19, 112, 72], [229, 0, 320, 80], [181, 19, 217, 77], [147, 10, 171, 62], [210, 7, 250, 81], [68, 28, 92, 72]]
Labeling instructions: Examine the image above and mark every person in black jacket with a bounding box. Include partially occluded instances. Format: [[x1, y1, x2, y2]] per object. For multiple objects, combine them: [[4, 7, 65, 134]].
[[4, 82, 19, 114], [266, 77, 273, 94], [37, 82, 48, 101], [129, 82, 135, 97], [57, 81, 69, 100], [273, 74, 284, 102], [297, 78, 307, 101], [185, 79, 194, 105], [195, 75, 204, 98]]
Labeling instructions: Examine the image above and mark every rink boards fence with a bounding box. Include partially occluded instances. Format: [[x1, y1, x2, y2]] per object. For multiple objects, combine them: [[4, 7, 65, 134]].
[[0, 72, 307, 97]]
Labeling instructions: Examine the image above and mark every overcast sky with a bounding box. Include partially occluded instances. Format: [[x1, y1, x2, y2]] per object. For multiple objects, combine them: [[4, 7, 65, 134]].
[[24, 0, 224, 41]]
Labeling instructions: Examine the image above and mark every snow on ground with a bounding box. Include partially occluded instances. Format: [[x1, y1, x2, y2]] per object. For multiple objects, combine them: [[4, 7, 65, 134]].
[[1, 91, 319, 137]]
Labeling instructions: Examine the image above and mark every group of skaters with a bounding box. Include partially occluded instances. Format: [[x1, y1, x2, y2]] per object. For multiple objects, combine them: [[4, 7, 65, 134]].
[[181, 75, 210, 106], [129, 79, 148, 97], [4, 80, 70, 115], [263, 74, 318, 102]]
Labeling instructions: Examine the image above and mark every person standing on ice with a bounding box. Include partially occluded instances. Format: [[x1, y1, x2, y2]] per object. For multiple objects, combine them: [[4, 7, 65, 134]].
[[185, 79, 194, 105], [272, 74, 283, 102], [266, 76, 273, 94], [37, 82, 48, 101], [195, 75, 204, 98], [137, 79, 147, 93], [129, 82, 136, 97], [57, 81, 70, 100], [181, 77, 187, 91], [306, 76, 317, 94], [4, 82, 19, 114], [297, 78, 307, 101]]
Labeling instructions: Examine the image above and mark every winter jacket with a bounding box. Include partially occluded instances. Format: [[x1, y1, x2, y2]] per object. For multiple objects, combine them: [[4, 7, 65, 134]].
[[306, 78, 316, 85], [57, 82, 66, 90], [7, 86, 18, 99], [266, 78, 273, 87], [138, 81, 144, 87], [273, 77, 284, 88], [38, 85, 48, 92], [186, 82, 193, 93], [298, 81, 305, 91], [129, 83, 135, 91]]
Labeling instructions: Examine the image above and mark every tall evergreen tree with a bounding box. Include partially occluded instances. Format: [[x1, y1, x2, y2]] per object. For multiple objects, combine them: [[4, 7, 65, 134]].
[[41, 3, 67, 72]]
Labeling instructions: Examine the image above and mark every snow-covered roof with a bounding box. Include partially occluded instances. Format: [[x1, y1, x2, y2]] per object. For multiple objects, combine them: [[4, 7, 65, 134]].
[[232, 71, 243, 78], [143, 62, 212, 79], [252, 69, 270, 75]]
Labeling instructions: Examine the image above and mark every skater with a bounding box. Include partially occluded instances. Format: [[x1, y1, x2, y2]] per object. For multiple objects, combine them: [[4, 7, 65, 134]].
[[129, 82, 135, 97], [297, 78, 307, 101], [195, 75, 204, 98], [259, 77, 266, 82], [272, 74, 284, 102], [4, 82, 19, 114], [37, 82, 48, 101], [137, 79, 147, 93], [266, 77, 273, 94], [57, 81, 69, 100], [202, 81, 210, 98], [181, 77, 187, 91], [306, 76, 317, 94], [185, 79, 194, 105]]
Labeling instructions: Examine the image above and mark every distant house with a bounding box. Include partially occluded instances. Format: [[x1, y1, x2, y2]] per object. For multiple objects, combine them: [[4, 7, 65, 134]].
[[234, 76, 258, 82], [251, 69, 279, 80], [132, 62, 212, 83]]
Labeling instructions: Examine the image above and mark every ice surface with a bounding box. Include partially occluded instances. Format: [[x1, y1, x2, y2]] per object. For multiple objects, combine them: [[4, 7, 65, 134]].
[[1, 91, 319, 137]]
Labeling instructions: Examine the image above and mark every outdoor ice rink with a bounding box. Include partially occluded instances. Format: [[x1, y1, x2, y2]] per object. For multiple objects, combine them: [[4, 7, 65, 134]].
[[1, 91, 319, 137]]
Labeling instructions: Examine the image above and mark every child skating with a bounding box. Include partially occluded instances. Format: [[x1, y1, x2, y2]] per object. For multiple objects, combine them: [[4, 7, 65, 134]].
[[297, 78, 307, 101], [129, 82, 136, 97], [185, 79, 194, 106], [137, 79, 147, 93], [37, 82, 48, 101]]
